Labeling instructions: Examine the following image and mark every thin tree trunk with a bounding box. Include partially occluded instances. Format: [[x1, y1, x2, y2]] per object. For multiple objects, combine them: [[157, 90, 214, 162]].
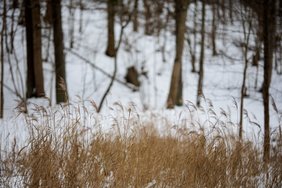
[[18, 1, 25, 25], [25, 0, 45, 98], [13, 0, 19, 8], [155, 2, 164, 36], [32, 0, 45, 97], [280, 0, 282, 17], [239, 6, 252, 140], [25, 0, 35, 98], [133, 0, 139, 32], [262, 0, 275, 163], [196, 0, 205, 107], [221, 0, 226, 23], [52, 0, 68, 103], [239, 59, 248, 139], [211, 2, 217, 56], [190, 0, 197, 72], [0, 0, 7, 118], [167, 0, 189, 108], [186, 37, 196, 72], [44, 0, 52, 25], [105, 0, 117, 57], [229, 0, 233, 22], [8, 2, 17, 54], [144, 0, 153, 35], [79, 0, 83, 33], [68, 0, 75, 48]]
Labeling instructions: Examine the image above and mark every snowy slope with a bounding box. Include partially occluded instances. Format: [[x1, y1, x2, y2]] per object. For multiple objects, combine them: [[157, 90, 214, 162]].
[[0, 1, 281, 146]]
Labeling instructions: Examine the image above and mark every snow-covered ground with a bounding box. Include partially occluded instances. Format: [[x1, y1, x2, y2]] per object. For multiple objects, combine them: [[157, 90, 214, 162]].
[[1, 1, 281, 147]]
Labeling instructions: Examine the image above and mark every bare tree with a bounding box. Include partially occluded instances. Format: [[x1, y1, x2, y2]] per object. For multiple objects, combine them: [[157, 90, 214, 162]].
[[133, 0, 139, 32], [52, 0, 68, 103], [105, 0, 117, 57], [190, 0, 198, 72], [262, 0, 276, 163], [68, 0, 75, 48], [228, 0, 233, 22], [25, 0, 45, 98], [167, 0, 189, 108], [143, 0, 155, 35], [211, 1, 217, 56], [196, 0, 206, 107], [239, 5, 252, 139], [44, 0, 52, 24], [13, 0, 19, 8], [0, 0, 7, 118]]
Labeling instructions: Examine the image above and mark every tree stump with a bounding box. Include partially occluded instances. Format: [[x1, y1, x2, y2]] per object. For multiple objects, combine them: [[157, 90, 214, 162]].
[[125, 66, 140, 89]]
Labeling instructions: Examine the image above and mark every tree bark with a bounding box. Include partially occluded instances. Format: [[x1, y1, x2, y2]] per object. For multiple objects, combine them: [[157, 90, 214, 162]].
[[25, 0, 45, 98], [239, 59, 248, 139], [68, 0, 75, 48], [13, 0, 19, 9], [32, 0, 45, 97], [0, 0, 7, 118], [228, 0, 233, 22], [192, 0, 198, 72], [167, 0, 189, 108], [25, 0, 34, 98], [52, 0, 68, 103], [143, 0, 153, 35], [262, 0, 276, 163], [196, 0, 206, 107], [133, 0, 139, 32], [239, 5, 252, 140], [44, 0, 52, 25], [211, 2, 217, 56], [105, 0, 117, 57]]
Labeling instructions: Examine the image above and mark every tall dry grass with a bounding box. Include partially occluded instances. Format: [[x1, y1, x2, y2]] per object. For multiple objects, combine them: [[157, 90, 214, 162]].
[[0, 101, 281, 187]]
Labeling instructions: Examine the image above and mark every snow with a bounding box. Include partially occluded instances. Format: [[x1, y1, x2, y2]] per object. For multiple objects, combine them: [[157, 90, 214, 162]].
[[1, 1, 282, 149]]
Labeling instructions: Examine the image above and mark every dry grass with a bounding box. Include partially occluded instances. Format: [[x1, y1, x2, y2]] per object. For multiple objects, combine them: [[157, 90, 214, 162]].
[[0, 102, 281, 187]]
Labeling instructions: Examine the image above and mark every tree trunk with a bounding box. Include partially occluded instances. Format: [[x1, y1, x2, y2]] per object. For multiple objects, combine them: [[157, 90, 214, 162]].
[[133, 0, 139, 32], [196, 0, 206, 107], [228, 0, 233, 22], [239, 58, 248, 139], [68, 0, 75, 48], [13, 0, 19, 9], [25, 0, 45, 98], [155, 2, 164, 36], [0, 0, 7, 118], [32, 0, 45, 97], [167, 0, 189, 108], [143, 0, 153, 35], [105, 0, 117, 57], [221, 0, 226, 23], [44, 0, 52, 25], [52, 0, 68, 103], [262, 0, 276, 163], [280, 0, 282, 17], [211, 2, 217, 56], [79, 0, 83, 33], [192, 0, 198, 72], [18, 0, 25, 25], [239, 5, 252, 140], [25, 0, 34, 98]]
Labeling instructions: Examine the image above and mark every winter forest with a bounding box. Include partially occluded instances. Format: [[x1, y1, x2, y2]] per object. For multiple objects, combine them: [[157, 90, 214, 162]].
[[0, 0, 282, 187]]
